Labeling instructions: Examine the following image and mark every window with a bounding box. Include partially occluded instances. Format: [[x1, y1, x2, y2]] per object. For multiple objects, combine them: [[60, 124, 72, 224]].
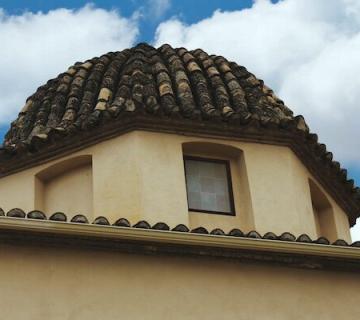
[[184, 156, 235, 215]]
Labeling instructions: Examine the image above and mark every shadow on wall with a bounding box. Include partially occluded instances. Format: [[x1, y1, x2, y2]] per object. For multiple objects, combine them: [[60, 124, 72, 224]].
[[309, 178, 337, 241], [35, 155, 93, 218]]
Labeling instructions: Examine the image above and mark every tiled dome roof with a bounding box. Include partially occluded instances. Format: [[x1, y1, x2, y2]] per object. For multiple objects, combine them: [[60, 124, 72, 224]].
[[4, 43, 297, 148], [0, 43, 359, 225]]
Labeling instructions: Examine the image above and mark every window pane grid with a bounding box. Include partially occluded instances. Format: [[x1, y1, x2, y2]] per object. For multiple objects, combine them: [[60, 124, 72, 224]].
[[184, 157, 235, 215]]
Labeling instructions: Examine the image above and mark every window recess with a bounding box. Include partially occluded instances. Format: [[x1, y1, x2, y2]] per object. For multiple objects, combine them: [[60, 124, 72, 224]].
[[184, 156, 235, 216]]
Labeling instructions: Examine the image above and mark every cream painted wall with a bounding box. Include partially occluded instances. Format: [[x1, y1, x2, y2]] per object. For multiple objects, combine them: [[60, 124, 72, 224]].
[[0, 168, 37, 213], [0, 244, 359, 320], [0, 130, 352, 241], [42, 164, 93, 218], [91, 133, 143, 222]]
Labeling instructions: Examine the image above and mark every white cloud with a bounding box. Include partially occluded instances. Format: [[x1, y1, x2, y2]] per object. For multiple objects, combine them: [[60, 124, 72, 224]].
[[351, 220, 360, 241], [147, 0, 171, 19], [0, 5, 138, 123], [154, 0, 360, 166]]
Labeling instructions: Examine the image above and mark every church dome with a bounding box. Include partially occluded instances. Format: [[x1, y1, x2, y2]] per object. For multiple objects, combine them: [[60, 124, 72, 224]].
[[0, 43, 359, 224], [4, 43, 300, 149]]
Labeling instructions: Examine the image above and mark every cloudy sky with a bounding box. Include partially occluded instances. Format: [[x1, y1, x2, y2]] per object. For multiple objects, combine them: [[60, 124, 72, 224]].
[[1, 0, 360, 239]]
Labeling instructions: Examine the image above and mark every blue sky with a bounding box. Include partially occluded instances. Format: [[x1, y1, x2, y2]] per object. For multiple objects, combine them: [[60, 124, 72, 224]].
[[0, 0, 256, 43], [0, 0, 359, 189]]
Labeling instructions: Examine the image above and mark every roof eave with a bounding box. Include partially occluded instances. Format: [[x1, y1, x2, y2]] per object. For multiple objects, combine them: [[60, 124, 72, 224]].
[[1, 216, 359, 272]]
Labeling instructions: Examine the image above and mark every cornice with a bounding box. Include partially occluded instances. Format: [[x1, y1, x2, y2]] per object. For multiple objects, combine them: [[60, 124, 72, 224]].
[[0, 216, 359, 271]]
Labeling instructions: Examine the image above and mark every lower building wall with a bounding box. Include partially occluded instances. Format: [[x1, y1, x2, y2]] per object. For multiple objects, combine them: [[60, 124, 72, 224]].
[[0, 244, 359, 320]]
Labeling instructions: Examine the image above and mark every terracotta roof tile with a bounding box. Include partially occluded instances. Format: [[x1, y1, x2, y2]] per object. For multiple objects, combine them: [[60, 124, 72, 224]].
[[27, 210, 46, 220], [191, 226, 209, 234], [93, 216, 110, 225], [210, 228, 226, 236], [263, 232, 277, 240], [49, 212, 67, 222], [246, 230, 262, 239], [279, 232, 296, 242], [113, 217, 131, 227], [228, 228, 244, 237], [133, 220, 151, 229], [152, 222, 170, 231], [7, 208, 25, 218], [314, 237, 330, 245], [172, 224, 189, 232], [71, 214, 88, 224], [296, 234, 312, 243]]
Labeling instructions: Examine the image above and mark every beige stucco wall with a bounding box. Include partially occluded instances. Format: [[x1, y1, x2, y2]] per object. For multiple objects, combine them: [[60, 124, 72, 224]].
[[42, 164, 93, 218], [0, 243, 359, 320], [0, 130, 351, 241]]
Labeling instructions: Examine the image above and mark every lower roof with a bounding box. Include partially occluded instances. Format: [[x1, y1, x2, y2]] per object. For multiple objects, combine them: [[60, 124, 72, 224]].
[[1, 208, 359, 272]]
